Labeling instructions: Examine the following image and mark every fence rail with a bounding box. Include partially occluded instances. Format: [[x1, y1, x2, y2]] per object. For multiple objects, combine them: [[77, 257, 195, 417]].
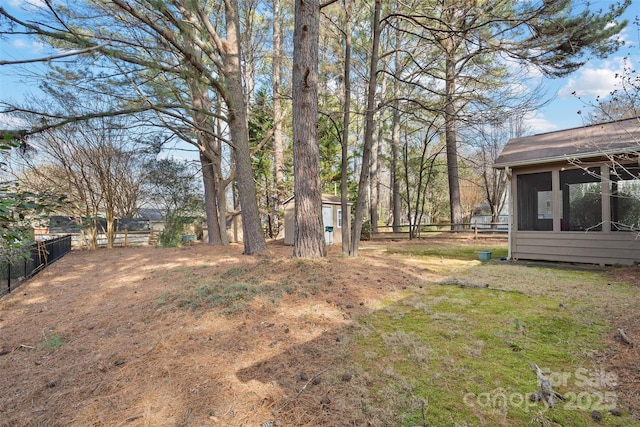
[[1, 235, 72, 296], [369, 223, 509, 240], [45, 230, 159, 249]]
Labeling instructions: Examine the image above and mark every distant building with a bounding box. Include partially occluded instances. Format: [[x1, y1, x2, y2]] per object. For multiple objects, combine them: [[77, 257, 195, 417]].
[[283, 194, 352, 246]]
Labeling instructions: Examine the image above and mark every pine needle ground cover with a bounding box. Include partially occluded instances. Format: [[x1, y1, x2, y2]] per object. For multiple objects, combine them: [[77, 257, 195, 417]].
[[0, 236, 637, 426]]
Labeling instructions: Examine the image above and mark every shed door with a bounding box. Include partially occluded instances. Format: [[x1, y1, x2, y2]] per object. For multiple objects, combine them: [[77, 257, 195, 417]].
[[322, 206, 333, 245]]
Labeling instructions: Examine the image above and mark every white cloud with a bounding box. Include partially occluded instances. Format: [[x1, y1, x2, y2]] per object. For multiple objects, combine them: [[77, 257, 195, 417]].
[[558, 60, 625, 99], [524, 113, 558, 134], [11, 39, 29, 49], [9, 0, 47, 9], [0, 113, 27, 130], [10, 38, 45, 55]]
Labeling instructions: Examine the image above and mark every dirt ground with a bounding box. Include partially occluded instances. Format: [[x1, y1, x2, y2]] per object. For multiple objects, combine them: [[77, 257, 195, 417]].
[[0, 236, 637, 426]]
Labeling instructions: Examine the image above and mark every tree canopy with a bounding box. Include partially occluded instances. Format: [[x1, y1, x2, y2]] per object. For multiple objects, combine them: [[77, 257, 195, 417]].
[[0, 0, 633, 256]]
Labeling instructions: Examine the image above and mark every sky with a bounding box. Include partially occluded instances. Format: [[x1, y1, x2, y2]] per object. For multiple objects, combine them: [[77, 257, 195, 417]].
[[0, 0, 638, 136], [526, 0, 639, 133]]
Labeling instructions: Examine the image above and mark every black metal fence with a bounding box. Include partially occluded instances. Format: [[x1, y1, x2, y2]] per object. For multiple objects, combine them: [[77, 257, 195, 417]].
[[0, 235, 72, 296]]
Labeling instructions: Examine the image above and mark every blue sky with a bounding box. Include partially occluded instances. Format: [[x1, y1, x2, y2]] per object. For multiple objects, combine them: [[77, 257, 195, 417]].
[[527, 0, 639, 133], [0, 0, 638, 135]]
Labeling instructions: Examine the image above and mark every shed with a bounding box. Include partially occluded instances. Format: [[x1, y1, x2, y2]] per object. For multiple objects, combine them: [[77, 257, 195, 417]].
[[283, 194, 352, 246], [494, 117, 640, 265]]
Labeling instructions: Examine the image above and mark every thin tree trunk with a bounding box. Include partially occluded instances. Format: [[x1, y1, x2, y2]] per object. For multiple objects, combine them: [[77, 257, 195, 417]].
[[445, 55, 463, 230], [370, 124, 379, 233], [351, 0, 381, 257], [190, 79, 226, 245], [223, 0, 267, 254], [214, 100, 230, 245], [200, 152, 223, 244], [272, 0, 285, 236], [391, 36, 402, 233], [402, 141, 414, 239], [292, 0, 326, 258], [341, 0, 352, 256], [106, 209, 115, 248]]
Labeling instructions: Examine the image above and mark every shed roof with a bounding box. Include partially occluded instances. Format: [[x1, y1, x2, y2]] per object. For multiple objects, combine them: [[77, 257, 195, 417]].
[[493, 117, 640, 168], [283, 194, 353, 206]]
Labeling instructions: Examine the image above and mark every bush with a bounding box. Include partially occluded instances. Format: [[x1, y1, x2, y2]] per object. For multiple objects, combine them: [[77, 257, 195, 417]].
[[361, 220, 371, 241], [159, 214, 191, 247]]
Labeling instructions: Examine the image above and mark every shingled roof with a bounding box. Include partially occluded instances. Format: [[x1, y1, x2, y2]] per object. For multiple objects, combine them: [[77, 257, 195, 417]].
[[493, 117, 640, 168]]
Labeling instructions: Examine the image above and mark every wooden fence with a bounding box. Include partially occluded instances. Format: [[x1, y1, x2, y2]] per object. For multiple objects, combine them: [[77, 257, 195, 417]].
[[369, 223, 508, 240], [47, 230, 160, 249]]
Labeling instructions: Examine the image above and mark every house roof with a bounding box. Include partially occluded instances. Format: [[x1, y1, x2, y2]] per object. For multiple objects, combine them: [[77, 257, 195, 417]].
[[138, 208, 166, 221], [493, 117, 640, 169]]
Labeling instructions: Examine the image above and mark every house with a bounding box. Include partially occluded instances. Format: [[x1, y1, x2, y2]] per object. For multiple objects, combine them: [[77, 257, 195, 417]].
[[283, 194, 352, 246], [493, 117, 640, 265], [138, 208, 166, 232]]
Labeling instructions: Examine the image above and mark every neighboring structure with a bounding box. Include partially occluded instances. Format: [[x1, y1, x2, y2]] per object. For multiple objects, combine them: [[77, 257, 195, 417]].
[[494, 117, 640, 265], [470, 204, 508, 230], [138, 208, 166, 232], [202, 211, 243, 244], [283, 194, 352, 246]]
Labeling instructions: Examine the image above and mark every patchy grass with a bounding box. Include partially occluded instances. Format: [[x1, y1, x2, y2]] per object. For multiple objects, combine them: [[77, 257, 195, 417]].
[[39, 332, 65, 350], [347, 261, 637, 426], [163, 258, 330, 316], [388, 243, 509, 261]]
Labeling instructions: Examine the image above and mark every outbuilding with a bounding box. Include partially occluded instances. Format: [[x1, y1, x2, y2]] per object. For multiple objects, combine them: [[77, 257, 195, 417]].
[[494, 117, 640, 265], [283, 194, 352, 246]]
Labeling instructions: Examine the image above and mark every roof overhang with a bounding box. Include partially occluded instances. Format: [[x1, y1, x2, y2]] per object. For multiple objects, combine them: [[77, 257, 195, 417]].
[[493, 118, 640, 170]]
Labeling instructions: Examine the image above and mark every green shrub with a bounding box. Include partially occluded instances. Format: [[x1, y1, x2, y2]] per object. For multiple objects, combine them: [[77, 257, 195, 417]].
[[159, 214, 191, 247]]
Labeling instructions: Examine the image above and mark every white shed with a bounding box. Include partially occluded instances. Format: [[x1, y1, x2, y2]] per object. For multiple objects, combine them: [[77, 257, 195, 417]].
[[283, 194, 352, 246]]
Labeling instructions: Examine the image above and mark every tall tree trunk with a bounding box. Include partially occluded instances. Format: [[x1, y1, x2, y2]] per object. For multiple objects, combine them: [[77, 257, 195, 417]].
[[402, 141, 414, 239], [214, 100, 230, 244], [272, 0, 285, 236], [190, 80, 227, 245], [200, 152, 224, 244], [391, 99, 401, 232], [391, 35, 402, 232], [223, 0, 267, 254], [341, 0, 352, 256], [351, 0, 381, 257], [292, 0, 325, 258], [445, 55, 463, 230], [106, 209, 115, 249], [369, 124, 379, 233]]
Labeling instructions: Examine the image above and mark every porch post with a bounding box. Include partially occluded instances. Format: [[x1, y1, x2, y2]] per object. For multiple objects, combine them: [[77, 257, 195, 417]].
[[506, 167, 513, 260], [601, 165, 611, 233], [552, 169, 561, 232]]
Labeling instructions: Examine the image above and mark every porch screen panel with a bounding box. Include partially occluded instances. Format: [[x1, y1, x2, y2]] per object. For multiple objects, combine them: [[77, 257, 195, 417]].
[[517, 172, 552, 231], [611, 164, 640, 231], [560, 167, 601, 231]]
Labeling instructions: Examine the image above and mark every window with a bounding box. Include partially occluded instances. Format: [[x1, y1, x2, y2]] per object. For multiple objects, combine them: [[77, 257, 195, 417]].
[[560, 167, 601, 231], [517, 172, 552, 231], [610, 164, 640, 231], [337, 209, 342, 228]]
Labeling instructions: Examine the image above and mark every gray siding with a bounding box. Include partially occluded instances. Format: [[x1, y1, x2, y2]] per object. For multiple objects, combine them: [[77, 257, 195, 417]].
[[513, 231, 640, 265]]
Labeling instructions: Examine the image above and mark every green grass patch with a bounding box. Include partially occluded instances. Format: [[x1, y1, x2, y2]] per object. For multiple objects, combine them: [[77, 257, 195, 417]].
[[165, 260, 312, 316], [351, 283, 635, 426], [176, 281, 275, 315], [39, 333, 65, 350], [388, 244, 508, 261]]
